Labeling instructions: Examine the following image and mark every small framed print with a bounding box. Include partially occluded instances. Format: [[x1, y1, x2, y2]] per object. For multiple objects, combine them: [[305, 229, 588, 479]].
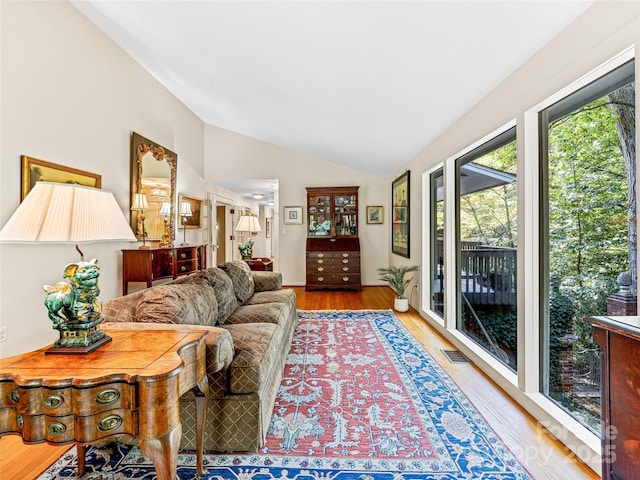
[[366, 205, 383, 224], [266, 217, 272, 238], [283, 206, 303, 225]]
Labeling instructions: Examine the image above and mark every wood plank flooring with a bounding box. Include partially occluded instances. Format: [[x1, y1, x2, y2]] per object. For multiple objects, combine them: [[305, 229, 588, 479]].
[[0, 286, 598, 479]]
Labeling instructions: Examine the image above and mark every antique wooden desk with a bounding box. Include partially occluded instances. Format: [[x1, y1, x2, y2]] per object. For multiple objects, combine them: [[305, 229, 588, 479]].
[[0, 327, 209, 480], [585, 315, 640, 480]]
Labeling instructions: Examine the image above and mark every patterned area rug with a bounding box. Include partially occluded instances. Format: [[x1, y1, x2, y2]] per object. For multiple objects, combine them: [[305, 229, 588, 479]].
[[40, 310, 531, 479]]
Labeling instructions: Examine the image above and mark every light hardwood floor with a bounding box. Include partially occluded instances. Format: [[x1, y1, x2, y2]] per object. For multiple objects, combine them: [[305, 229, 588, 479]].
[[0, 286, 599, 479]]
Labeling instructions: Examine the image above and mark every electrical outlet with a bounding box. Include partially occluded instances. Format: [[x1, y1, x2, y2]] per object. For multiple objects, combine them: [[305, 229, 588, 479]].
[[0, 326, 7, 343]]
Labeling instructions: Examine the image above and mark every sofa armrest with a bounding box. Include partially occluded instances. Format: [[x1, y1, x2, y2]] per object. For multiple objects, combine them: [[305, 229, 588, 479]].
[[103, 322, 234, 372], [252, 271, 282, 292]]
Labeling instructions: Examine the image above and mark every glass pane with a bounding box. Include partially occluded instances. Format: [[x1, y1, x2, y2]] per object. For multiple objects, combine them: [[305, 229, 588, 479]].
[[334, 194, 357, 236], [430, 168, 444, 317], [308, 195, 331, 236], [543, 75, 634, 433], [456, 138, 518, 371]]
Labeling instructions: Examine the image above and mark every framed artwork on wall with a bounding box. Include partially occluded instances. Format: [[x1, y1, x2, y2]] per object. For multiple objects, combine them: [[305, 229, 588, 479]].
[[366, 206, 383, 224], [179, 195, 203, 229], [392, 170, 410, 257], [21, 156, 102, 201], [266, 217, 272, 238], [283, 206, 303, 225]]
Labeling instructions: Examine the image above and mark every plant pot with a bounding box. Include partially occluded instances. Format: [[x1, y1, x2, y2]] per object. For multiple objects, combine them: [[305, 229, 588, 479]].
[[394, 297, 409, 312]]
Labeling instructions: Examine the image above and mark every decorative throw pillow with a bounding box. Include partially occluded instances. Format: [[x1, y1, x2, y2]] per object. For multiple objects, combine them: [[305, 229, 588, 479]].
[[135, 284, 218, 326], [220, 260, 255, 304], [202, 268, 239, 324]]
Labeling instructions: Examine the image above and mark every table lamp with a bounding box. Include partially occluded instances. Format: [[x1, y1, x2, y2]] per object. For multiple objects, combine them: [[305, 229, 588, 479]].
[[131, 192, 150, 249], [159, 201, 172, 247], [235, 212, 261, 259], [180, 200, 193, 246], [0, 182, 136, 354]]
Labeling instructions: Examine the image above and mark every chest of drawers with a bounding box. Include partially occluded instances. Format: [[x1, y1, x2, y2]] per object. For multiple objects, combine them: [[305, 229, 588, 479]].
[[306, 238, 361, 291], [122, 244, 206, 294]]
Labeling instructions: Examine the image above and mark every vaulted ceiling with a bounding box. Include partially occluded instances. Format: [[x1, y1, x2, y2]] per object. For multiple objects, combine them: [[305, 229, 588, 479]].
[[72, 1, 594, 180]]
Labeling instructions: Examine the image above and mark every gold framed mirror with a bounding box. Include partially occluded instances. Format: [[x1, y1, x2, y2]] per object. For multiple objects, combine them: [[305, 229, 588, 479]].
[[130, 132, 177, 245]]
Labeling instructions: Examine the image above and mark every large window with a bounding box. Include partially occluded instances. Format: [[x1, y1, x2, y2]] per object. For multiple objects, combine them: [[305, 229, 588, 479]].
[[430, 167, 444, 318], [540, 60, 635, 432], [455, 128, 518, 370]]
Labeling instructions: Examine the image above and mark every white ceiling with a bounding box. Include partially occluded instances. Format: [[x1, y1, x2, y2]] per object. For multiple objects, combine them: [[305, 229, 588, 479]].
[[72, 0, 593, 182]]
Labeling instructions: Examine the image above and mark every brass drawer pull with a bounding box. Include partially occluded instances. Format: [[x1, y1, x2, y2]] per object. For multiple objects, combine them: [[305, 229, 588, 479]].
[[10, 388, 19, 403], [342, 267, 349, 272], [342, 259, 349, 264], [98, 414, 123, 432], [317, 253, 324, 258], [317, 276, 324, 282], [343, 276, 350, 282], [180, 252, 187, 259], [44, 394, 63, 409], [317, 259, 323, 264], [47, 422, 67, 436], [342, 253, 349, 257], [16, 414, 23, 429], [96, 388, 120, 405], [317, 267, 324, 272]]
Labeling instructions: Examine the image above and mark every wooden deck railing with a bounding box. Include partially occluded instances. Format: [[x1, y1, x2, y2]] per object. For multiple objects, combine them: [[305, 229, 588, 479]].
[[434, 240, 517, 306]]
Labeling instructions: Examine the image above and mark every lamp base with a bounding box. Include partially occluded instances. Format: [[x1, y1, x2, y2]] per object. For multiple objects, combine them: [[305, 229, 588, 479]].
[[139, 245, 151, 250], [45, 335, 112, 355]]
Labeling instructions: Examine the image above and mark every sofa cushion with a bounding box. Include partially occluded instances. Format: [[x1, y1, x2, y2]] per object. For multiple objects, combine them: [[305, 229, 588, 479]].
[[221, 261, 255, 304], [221, 322, 284, 394], [135, 283, 218, 326], [245, 290, 294, 306], [173, 268, 238, 325], [252, 271, 282, 292], [226, 303, 286, 325]]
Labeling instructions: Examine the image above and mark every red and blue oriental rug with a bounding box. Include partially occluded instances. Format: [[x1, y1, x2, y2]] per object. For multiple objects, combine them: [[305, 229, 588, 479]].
[[40, 310, 532, 479]]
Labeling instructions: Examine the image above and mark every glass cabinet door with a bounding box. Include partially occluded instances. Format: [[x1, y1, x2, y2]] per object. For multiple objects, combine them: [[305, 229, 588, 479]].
[[333, 193, 357, 236], [308, 194, 331, 236]]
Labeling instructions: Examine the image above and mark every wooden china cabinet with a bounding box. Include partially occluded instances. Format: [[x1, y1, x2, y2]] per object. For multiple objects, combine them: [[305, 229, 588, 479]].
[[305, 186, 361, 291]]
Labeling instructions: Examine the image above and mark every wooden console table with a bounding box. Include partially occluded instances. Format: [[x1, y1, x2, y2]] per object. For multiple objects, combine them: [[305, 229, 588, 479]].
[[0, 327, 209, 480], [122, 244, 207, 295], [585, 315, 640, 480]]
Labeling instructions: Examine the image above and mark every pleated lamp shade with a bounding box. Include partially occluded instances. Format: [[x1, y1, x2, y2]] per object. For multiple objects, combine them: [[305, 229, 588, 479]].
[[0, 182, 136, 244], [235, 213, 262, 233]]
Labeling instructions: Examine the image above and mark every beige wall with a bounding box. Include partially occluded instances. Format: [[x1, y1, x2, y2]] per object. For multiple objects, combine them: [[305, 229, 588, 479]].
[[204, 124, 389, 286], [0, 1, 206, 356]]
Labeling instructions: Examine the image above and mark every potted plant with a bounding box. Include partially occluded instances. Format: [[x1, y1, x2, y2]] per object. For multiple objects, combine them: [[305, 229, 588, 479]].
[[377, 265, 419, 312]]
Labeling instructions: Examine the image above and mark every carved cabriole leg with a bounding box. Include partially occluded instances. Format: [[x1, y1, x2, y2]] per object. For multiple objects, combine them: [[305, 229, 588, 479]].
[[138, 375, 181, 480], [139, 424, 181, 480], [77, 444, 86, 476], [193, 377, 209, 477]]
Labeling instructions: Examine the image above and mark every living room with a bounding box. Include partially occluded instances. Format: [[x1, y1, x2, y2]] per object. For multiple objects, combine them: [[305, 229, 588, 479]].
[[2, 1, 640, 479]]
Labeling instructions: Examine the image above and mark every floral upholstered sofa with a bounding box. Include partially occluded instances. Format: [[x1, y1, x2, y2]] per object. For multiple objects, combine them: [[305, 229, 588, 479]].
[[102, 260, 297, 452]]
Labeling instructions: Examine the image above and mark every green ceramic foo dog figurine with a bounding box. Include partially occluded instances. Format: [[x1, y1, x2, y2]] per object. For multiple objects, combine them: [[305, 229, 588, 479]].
[[43, 259, 111, 353]]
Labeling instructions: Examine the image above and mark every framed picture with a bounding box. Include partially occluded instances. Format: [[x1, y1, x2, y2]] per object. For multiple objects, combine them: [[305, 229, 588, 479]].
[[367, 205, 383, 224], [178, 195, 203, 229], [265, 217, 272, 238], [392, 170, 410, 257], [283, 206, 303, 225], [21, 156, 101, 201]]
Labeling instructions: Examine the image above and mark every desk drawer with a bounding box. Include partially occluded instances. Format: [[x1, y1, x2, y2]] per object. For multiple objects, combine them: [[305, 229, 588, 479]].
[[73, 383, 136, 415]]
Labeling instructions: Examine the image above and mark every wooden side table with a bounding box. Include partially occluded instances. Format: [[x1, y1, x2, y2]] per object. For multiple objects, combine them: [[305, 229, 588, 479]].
[[244, 258, 274, 271], [0, 327, 209, 480]]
